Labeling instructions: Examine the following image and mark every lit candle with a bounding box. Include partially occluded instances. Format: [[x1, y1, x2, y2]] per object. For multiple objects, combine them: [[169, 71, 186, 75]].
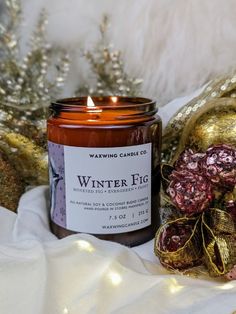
[[47, 96, 161, 246]]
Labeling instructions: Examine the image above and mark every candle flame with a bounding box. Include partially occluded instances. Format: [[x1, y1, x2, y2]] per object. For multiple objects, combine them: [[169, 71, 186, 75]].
[[86, 96, 102, 115], [111, 96, 118, 103], [87, 96, 95, 108]]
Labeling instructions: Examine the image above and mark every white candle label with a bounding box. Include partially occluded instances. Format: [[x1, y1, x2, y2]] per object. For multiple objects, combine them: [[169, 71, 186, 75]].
[[48, 141, 152, 234]]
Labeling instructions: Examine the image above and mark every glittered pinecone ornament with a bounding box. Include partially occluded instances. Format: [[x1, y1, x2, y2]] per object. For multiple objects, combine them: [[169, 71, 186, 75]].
[[201, 144, 236, 188], [174, 148, 205, 173], [167, 170, 214, 215]]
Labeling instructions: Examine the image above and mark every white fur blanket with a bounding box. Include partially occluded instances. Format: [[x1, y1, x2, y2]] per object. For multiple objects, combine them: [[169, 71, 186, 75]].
[[21, 0, 236, 105]]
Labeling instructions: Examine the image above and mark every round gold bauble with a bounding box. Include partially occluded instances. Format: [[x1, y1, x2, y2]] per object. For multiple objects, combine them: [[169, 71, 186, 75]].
[[174, 98, 236, 159]]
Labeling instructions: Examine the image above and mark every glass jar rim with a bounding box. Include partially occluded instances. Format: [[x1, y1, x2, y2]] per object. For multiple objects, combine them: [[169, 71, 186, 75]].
[[51, 96, 157, 113]]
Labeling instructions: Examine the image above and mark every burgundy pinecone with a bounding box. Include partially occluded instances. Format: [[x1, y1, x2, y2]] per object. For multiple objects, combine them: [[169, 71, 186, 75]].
[[167, 170, 214, 215], [174, 148, 205, 173], [201, 144, 236, 188]]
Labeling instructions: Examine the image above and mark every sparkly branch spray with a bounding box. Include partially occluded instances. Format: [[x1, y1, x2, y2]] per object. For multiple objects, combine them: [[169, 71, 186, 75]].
[[76, 15, 143, 97], [0, 0, 70, 210]]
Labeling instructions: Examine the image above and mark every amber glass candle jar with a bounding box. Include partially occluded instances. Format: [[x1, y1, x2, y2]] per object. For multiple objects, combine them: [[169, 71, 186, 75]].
[[47, 96, 161, 247]]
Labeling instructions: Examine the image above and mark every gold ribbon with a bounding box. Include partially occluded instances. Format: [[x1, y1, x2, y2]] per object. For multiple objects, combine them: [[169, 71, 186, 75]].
[[201, 209, 236, 276], [155, 207, 236, 277]]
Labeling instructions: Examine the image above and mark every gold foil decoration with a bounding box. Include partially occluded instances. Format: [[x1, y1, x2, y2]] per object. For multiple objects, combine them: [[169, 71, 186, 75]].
[[154, 217, 202, 270]]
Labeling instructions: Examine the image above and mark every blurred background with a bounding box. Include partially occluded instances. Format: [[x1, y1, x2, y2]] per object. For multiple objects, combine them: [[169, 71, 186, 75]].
[[1, 0, 236, 105]]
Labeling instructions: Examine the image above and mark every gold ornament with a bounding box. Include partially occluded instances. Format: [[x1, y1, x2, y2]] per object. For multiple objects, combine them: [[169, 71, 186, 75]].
[[174, 98, 236, 159], [162, 73, 236, 163]]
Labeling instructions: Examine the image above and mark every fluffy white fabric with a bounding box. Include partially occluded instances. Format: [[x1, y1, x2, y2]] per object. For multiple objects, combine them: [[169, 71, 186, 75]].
[[20, 0, 236, 104]]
